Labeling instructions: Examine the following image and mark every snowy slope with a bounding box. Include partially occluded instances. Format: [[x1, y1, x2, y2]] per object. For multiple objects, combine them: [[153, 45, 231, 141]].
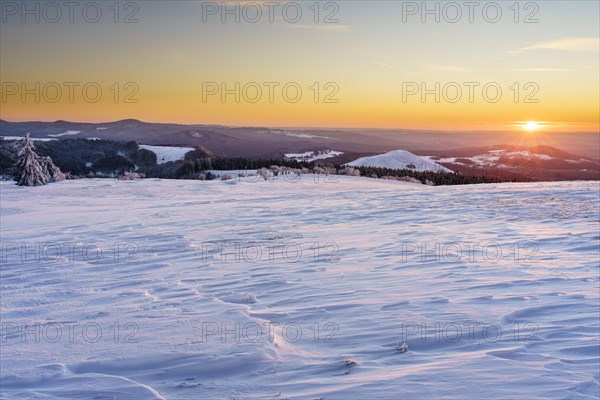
[[0, 177, 598, 399], [1, 136, 57, 142], [285, 150, 343, 162], [48, 130, 81, 138], [348, 150, 453, 173], [139, 145, 194, 164]]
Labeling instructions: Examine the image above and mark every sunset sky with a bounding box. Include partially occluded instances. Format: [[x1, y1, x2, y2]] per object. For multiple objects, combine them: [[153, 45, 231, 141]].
[[1, 0, 599, 132]]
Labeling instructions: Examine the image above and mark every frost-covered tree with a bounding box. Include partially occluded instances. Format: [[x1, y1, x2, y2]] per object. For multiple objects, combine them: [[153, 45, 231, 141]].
[[269, 165, 282, 176], [14, 134, 47, 186], [14, 133, 65, 186], [40, 156, 65, 183], [339, 166, 361, 177], [257, 168, 269, 180]]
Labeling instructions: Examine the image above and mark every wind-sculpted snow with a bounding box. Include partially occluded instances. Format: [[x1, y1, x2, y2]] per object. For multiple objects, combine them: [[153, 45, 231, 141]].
[[0, 177, 598, 399]]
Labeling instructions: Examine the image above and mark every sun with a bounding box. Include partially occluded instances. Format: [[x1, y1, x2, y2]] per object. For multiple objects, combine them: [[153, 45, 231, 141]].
[[523, 121, 540, 132]]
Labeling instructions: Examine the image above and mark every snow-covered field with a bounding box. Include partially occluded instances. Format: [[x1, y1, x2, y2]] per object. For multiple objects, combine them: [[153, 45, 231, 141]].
[[348, 150, 452, 173], [1, 177, 598, 399], [138, 145, 195, 164]]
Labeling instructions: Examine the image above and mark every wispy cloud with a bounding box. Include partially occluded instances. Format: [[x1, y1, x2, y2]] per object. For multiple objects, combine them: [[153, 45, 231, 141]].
[[429, 65, 472, 72], [283, 23, 351, 32], [511, 68, 573, 72], [373, 61, 403, 70], [404, 71, 424, 77], [374, 63, 471, 75], [514, 37, 600, 52], [373, 61, 424, 76]]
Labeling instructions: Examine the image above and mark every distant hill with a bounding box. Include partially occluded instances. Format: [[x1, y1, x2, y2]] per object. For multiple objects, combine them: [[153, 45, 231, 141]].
[[2, 119, 598, 160], [0, 119, 387, 159], [422, 145, 600, 181]]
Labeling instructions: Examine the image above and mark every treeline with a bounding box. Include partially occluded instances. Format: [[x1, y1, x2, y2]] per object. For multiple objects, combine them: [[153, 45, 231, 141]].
[[354, 166, 507, 185], [186, 158, 513, 185], [209, 157, 314, 170], [140, 157, 314, 180]]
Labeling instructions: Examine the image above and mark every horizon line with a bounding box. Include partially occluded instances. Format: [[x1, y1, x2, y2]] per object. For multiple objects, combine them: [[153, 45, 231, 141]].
[[1, 118, 599, 135]]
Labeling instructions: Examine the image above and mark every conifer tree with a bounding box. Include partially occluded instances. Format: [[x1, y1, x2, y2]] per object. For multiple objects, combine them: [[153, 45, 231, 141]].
[[40, 156, 65, 182], [13, 133, 65, 186], [14, 134, 47, 186]]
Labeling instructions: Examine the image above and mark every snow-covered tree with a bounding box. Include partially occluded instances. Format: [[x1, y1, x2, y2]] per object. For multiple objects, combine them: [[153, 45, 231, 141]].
[[257, 168, 269, 180], [40, 156, 65, 183], [269, 165, 282, 176], [339, 166, 361, 177], [13, 133, 65, 186], [14, 134, 47, 186]]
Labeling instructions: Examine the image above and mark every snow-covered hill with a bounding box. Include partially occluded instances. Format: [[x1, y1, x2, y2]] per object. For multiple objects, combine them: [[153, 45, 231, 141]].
[[347, 150, 453, 173], [1, 177, 598, 399]]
